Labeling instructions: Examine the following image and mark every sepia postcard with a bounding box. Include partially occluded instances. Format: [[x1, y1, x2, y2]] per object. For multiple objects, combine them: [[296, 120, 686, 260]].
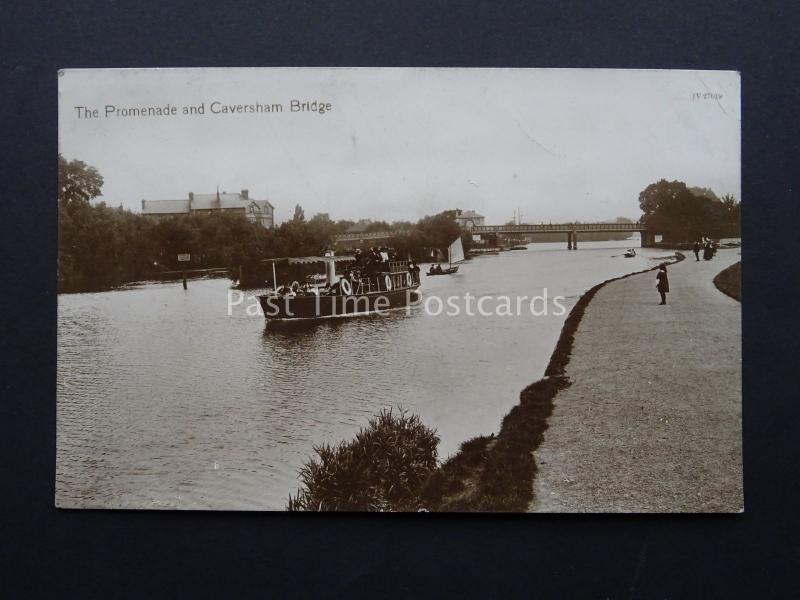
[[57, 67, 741, 512]]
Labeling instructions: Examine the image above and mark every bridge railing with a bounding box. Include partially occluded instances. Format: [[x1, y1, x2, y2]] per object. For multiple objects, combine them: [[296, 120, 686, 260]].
[[333, 231, 394, 242], [470, 222, 643, 233]]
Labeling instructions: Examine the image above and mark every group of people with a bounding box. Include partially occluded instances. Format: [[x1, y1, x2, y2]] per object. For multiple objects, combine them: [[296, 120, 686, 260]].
[[428, 263, 444, 274], [693, 239, 718, 261], [272, 246, 421, 298], [353, 246, 398, 273], [657, 238, 721, 305]]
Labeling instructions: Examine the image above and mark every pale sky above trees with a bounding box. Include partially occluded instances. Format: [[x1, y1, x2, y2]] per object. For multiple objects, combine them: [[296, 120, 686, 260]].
[[59, 68, 740, 225]]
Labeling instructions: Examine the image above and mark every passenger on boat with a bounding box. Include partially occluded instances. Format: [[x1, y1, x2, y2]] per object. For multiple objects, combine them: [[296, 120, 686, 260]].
[[277, 284, 296, 298], [408, 261, 420, 280]]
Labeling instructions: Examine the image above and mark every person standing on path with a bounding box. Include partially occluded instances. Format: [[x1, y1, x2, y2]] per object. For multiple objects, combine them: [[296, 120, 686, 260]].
[[656, 264, 670, 305], [693, 241, 701, 261]]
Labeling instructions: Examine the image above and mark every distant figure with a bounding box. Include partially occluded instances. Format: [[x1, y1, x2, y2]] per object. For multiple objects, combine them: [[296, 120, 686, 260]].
[[435, 264, 443, 274], [703, 241, 713, 260], [656, 264, 670, 305], [693, 241, 701, 261], [408, 261, 420, 283]]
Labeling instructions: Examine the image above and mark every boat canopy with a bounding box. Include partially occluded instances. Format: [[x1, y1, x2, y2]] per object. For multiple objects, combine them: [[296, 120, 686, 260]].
[[260, 255, 355, 265]]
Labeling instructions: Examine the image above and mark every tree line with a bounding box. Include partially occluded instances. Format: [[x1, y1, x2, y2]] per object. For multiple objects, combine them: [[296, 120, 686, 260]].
[[58, 157, 471, 292], [59, 157, 741, 292]]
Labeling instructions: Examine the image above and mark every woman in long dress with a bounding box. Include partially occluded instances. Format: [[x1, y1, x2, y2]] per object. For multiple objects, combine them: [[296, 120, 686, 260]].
[[656, 264, 670, 305]]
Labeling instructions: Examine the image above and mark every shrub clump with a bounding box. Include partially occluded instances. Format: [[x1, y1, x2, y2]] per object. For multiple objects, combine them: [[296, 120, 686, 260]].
[[287, 409, 439, 511]]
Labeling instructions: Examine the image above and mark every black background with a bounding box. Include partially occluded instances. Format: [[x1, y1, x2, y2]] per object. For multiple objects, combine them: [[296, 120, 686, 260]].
[[1, 1, 798, 597]]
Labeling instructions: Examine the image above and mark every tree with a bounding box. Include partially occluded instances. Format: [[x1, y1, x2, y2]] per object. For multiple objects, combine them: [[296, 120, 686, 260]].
[[416, 210, 462, 257], [58, 154, 104, 211], [293, 204, 305, 223], [638, 179, 731, 242], [688, 186, 720, 202]]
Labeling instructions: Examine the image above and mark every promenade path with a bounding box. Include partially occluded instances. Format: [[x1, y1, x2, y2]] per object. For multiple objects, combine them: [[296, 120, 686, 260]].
[[531, 249, 742, 512]]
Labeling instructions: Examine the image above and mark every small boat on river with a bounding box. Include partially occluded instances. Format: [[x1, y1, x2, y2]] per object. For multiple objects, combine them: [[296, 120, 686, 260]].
[[624, 248, 636, 258], [426, 237, 464, 276], [258, 254, 421, 320]]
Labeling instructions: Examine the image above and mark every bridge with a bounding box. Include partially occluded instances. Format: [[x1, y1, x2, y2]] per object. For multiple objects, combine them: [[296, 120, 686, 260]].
[[333, 222, 655, 250], [470, 222, 654, 249]]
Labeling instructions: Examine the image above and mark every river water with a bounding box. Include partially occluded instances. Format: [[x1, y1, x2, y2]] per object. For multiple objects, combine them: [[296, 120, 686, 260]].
[[57, 238, 672, 510]]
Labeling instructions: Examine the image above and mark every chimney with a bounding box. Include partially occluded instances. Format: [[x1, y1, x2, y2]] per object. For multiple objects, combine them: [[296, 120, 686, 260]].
[[188, 192, 194, 207], [141, 199, 145, 211], [241, 189, 249, 200]]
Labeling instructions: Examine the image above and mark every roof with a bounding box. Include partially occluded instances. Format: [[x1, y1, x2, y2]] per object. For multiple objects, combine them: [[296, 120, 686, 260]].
[[142, 192, 274, 215], [142, 199, 190, 215], [346, 219, 374, 233], [261, 255, 355, 264], [191, 193, 274, 211]]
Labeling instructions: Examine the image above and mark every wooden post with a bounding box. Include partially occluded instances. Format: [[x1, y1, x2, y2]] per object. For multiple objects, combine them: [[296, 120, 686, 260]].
[[567, 231, 573, 250], [572, 231, 578, 249], [178, 253, 190, 289]]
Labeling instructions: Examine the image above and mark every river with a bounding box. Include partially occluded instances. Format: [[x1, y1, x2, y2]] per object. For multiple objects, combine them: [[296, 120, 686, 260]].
[[57, 238, 672, 510]]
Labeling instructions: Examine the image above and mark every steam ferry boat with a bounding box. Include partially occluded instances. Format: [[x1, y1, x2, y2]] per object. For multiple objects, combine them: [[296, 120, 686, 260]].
[[258, 254, 421, 320]]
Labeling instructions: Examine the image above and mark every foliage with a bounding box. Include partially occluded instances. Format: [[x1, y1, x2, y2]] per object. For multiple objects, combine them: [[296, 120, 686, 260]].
[[638, 179, 740, 242], [287, 409, 440, 512], [58, 154, 104, 211]]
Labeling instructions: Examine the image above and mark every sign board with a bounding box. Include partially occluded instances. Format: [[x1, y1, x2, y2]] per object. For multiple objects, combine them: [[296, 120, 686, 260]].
[[177, 253, 191, 262]]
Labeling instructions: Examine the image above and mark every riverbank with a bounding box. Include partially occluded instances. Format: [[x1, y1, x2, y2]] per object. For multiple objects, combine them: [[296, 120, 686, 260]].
[[531, 249, 742, 512], [714, 261, 742, 302], [422, 253, 686, 511]]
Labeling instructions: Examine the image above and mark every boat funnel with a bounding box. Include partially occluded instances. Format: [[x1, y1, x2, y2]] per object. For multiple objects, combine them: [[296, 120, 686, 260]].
[[325, 260, 336, 285]]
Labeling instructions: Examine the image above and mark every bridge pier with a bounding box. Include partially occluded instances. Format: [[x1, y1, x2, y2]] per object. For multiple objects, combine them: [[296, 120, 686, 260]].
[[567, 231, 578, 250], [641, 231, 656, 248]]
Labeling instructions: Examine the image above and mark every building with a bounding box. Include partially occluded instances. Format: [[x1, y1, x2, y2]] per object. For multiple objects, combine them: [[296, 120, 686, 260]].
[[141, 189, 275, 228], [455, 209, 485, 230]]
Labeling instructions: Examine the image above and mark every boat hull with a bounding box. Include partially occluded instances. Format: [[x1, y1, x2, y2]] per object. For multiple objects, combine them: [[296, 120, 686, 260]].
[[258, 285, 420, 320], [426, 266, 459, 276]]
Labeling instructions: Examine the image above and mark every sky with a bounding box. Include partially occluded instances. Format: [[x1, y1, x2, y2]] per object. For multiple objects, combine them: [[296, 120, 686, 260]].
[[58, 68, 740, 225]]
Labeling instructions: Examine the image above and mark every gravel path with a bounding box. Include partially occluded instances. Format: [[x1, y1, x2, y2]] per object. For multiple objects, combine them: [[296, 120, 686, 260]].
[[531, 249, 742, 512]]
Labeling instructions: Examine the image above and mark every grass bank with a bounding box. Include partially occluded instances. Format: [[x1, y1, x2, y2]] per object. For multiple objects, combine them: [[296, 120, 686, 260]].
[[713, 261, 741, 302], [421, 252, 685, 512]]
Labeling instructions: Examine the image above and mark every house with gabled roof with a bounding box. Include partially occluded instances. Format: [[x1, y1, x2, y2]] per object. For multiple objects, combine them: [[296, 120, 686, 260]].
[[455, 209, 485, 230], [141, 189, 274, 228]]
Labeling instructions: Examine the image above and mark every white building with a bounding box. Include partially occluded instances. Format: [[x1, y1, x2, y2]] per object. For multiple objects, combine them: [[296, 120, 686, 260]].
[[455, 209, 485, 230], [141, 189, 274, 228]]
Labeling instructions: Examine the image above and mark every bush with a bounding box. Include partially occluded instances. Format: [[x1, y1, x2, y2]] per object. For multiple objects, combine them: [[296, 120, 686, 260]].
[[287, 409, 439, 511]]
